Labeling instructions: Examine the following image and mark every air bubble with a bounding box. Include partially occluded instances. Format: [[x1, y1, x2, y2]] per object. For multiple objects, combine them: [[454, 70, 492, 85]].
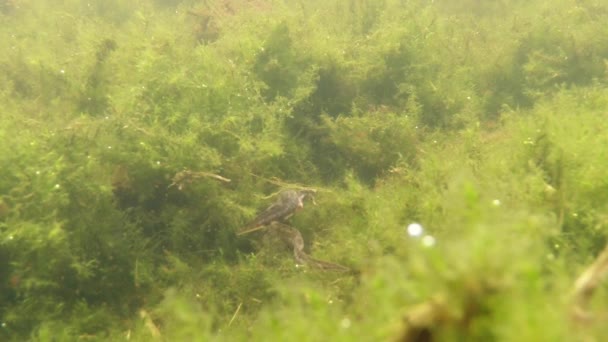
[[422, 235, 436, 247], [407, 223, 424, 237]]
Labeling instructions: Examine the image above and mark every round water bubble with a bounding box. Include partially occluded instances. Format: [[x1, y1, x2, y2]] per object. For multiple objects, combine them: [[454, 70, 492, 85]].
[[422, 235, 436, 247], [407, 222, 424, 237], [340, 317, 351, 329]]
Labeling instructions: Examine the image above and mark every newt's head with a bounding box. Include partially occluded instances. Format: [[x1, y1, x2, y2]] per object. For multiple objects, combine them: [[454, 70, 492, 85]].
[[296, 189, 317, 208]]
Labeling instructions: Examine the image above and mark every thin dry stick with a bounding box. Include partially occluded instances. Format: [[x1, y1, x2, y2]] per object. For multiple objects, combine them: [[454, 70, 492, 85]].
[[236, 225, 268, 236], [197, 171, 231, 183], [248, 173, 322, 195], [139, 309, 161, 339], [168, 169, 231, 190], [572, 244, 608, 320], [228, 302, 243, 327]]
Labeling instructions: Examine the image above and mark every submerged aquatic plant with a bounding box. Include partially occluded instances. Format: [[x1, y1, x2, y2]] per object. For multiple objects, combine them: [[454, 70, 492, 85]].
[[2, 0, 608, 340]]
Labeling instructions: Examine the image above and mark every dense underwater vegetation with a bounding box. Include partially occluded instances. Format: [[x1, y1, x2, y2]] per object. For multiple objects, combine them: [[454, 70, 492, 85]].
[[2, 0, 608, 340]]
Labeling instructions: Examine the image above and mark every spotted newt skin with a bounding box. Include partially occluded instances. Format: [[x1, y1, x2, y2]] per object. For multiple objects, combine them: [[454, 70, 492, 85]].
[[237, 189, 316, 235], [237, 189, 349, 271]]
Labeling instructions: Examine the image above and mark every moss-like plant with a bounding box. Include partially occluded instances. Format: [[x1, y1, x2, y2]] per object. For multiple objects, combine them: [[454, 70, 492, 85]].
[[3, 0, 608, 340]]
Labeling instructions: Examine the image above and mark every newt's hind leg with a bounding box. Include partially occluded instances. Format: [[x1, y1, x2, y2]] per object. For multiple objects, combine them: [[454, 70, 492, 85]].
[[269, 222, 349, 272]]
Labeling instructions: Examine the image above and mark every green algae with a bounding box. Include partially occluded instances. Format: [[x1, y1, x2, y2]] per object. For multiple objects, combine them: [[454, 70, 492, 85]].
[[2, 0, 608, 340]]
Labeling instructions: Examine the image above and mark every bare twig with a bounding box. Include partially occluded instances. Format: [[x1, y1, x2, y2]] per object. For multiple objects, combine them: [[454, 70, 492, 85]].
[[572, 244, 608, 321], [139, 309, 161, 339], [168, 169, 231, 191], [236, 224, 268, 236], [228, 302, 242, 327], [248, 173, 323, 194]]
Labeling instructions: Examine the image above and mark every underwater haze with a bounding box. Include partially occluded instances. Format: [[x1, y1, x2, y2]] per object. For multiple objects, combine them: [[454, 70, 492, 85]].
[[2, 0, 608, 340]]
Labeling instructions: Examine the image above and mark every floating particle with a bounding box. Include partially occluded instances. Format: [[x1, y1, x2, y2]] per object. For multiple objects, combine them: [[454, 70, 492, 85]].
[[340, 318, 351, 329], [492, 199, 501, 206]]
